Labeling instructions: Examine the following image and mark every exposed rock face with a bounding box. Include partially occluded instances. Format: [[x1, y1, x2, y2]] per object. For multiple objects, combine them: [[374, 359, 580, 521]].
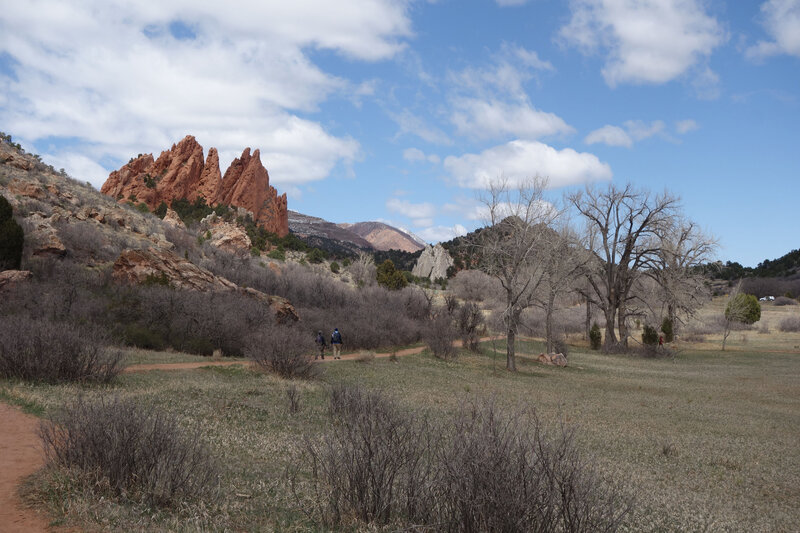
[[412, 243, 454, 281], [0, 270, 32, 290], [112, 248, 298, 322], [101, 135, 289, 236], [537, 353, 568, 367], [26, 213, 67, 258], [217, 148, 289, 237], [162, 208, 185, 228], [200, 213, 251, 255]]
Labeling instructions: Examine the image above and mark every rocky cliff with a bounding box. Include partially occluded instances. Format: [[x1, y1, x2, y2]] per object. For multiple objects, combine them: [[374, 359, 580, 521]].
[[101, 135, 288, 236], [412, 243, 454, 281]]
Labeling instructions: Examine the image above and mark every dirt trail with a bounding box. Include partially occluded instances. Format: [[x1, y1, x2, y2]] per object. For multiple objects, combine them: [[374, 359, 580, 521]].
[[0, 403, 49, 533], [123, 338, 506, 373]]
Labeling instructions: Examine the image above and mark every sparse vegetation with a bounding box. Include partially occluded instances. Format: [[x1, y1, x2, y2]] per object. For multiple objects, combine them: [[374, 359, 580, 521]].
[[40, 396, 219, 507]]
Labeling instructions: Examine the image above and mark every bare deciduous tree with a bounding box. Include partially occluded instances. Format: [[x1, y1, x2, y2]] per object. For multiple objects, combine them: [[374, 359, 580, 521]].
[[473, 177, 558, 371], [536, 221, 589, 354], [649, 219, 717, 329], [569, 184, 680, 351], [348, 251, 376, 287]]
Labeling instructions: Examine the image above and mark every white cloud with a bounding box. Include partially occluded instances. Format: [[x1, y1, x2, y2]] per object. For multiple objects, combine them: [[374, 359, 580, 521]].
[[415, 224, 468, 243], [623, 119, 665, 141], [584, 119, 666, 147], [558, 0, 725, 87], [391, 111, 453, 146], [747, 0, 800, 59], [496, 0, 529, 6], [449, 44, 553, 102], [0, 0, 410, 187], [584, 125, 633, 147], [386, 198, 437, 220], [403, 148, 440, 164], [451, 98, 574, 140], [675, 119, 699, 134], [44, 152, 109, 188], [443, 140, 612, 189]]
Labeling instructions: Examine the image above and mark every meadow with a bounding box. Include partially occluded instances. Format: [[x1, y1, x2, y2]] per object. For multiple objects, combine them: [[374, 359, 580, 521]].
[[2, 300, 799, 532]]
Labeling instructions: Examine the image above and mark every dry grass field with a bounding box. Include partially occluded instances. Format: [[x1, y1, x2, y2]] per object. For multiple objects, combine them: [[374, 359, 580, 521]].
[[1, 299, 799, 532]]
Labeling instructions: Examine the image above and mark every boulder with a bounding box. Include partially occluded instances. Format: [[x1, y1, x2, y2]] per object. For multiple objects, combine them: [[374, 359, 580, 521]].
[[200, 213, 251, 255], [162, 208, 185, 228], [412, 243, 454, 281], [0, 270, 32, 290], [537, 353, 568, 367], [26, 213, 66, 258]]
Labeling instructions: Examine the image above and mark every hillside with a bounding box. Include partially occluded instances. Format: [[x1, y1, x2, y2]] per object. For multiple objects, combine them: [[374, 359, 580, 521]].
[[340, 221, 425, 253]]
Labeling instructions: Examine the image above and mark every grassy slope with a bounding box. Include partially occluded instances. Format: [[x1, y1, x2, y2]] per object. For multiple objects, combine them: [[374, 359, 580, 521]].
[[3, 301, 800, 531]]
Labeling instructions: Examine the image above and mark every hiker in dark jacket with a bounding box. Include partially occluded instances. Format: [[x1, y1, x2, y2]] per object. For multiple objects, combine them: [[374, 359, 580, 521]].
[[331, 328, 343, 359], [315, 330, 326, 360]]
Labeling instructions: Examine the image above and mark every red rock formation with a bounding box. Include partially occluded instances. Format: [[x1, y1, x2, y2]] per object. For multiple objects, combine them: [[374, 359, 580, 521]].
[[101, 135, 289, 236], [216, 148, 289, 236]]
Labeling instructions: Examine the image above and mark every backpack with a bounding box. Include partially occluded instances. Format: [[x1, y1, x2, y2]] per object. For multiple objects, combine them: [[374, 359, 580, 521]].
[[332, 330, 342, 344]]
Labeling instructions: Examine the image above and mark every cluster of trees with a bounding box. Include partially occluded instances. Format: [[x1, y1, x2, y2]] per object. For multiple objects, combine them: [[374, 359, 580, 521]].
[[0, 196, 24, 270], [470, 178, 718, 371]]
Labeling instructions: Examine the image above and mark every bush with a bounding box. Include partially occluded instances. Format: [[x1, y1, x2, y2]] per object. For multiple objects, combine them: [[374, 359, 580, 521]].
[[778, 316, 800, 332], [0, 316, 123, 383], [642, 324, 659, 346], [40, 396, 219, 507], [436, 400, 631, 532], [424, 311, 459, 360], [300, 385, 434, 526], [725, 293, 761, 324], [0, 195, 24, 270], [306, 247, 326, 264], [589, 323, 602, 350], [660, 317, 674, 343], [455, 301, 483, 351], [376, 259, 408, 290], [245, 325, 316, 379], [299, 389, 632, 531], [267, 247, 285, 260], [773, 296, 798, 306], [329, 261, 340, 274]]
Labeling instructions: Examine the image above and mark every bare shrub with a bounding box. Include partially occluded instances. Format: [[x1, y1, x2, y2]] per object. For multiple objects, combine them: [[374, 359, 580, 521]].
[[773, 296, 798, 306], [758, 323, 770, 334], [0, 316, 123, 383], [425, 311, 458, 360], [682, 333, 706, 343], [286, 384, 301, 414], [300, 385, 434, 527], [298, 389, 632, 531], [455, 301, 484, 352], [40, 396, 219, 507], [449, 269, 503, 303], [246, 325, 316, 379], [354, 350, 375, 363], [434, 400, 632, 532], [778, 316, 800, 332]]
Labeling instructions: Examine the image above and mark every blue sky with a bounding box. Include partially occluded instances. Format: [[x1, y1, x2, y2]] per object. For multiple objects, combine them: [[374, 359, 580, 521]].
[[1, 0, 797, 266]]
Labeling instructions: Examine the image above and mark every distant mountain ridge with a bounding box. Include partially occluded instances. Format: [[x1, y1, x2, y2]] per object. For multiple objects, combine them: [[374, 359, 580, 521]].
[[289, 210, 425, 253]]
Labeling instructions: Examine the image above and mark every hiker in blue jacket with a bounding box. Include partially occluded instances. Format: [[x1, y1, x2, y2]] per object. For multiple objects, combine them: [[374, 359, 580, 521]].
[[331, 328, 343, 359]]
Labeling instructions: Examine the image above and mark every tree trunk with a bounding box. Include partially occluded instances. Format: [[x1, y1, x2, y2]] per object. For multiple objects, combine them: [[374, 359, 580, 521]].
[[546, 292, 556, 353], [584, 295, 591, 341], [617, 302, 629, 349], [603, 307, 617, 351], [506, 327, 517, 372]]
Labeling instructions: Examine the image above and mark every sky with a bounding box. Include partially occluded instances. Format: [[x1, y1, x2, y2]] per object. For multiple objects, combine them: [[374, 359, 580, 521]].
[[0, 0, 798, 267]]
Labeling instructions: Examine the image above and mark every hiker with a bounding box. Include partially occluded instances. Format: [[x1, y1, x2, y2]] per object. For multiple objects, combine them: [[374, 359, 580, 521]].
[[331, 328, 343, 359], [659, 335, 664, 347], [315, 330, 326, 360]]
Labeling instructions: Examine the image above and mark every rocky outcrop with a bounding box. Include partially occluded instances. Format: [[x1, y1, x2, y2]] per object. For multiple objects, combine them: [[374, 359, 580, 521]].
[[200, 213, 251, 255], [162, 208, 185, 228], [112, 248, 298, 322], [412, 243, 454, 281], [537, 353, 568, 367], [26, 213, 67, 258], [101, 135, 289, 236], [0, 270, 32, 290]]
